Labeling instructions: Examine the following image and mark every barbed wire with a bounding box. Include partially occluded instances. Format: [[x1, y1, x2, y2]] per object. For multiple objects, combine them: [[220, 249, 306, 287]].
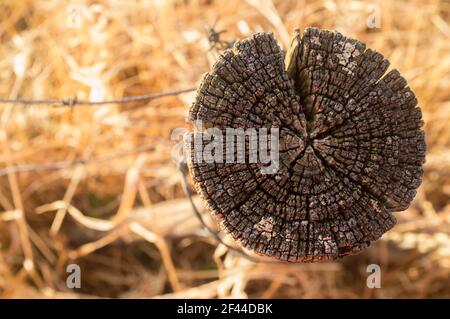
[[0, 86, 197, 175], [0, 86, 199, 175], [0, 87, 197, 107]]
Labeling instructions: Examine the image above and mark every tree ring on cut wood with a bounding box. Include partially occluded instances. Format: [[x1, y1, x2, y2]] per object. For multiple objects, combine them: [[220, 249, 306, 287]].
[[186, 28, 426, 262]]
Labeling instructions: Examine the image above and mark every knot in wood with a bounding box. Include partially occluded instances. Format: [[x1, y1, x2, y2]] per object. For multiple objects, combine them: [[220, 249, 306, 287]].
[[187, 28, 426, 262]]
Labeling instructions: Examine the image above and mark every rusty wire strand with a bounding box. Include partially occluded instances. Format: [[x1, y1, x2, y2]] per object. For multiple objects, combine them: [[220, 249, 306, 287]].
[[0, 87, 197, 106], [0, 87, 196, 176]]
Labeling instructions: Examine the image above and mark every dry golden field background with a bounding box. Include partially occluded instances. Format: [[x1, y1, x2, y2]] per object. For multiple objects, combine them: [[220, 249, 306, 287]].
[[0, 0, 449, 298]]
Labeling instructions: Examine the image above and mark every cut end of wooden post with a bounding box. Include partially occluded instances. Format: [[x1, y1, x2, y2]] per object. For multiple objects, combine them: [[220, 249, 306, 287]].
[[187, 28, 426, 262]]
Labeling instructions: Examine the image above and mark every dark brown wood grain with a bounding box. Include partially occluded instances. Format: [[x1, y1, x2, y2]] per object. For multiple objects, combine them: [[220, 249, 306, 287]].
[[187, 28, 426, 262]]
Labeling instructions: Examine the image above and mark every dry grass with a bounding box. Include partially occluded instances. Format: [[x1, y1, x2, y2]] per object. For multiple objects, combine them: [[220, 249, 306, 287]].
[[0, 0, 449, 298]]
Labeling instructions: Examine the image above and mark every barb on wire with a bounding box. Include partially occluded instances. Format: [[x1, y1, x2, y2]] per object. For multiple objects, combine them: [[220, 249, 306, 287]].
[[0, 87, 197, 107], [205, 16, 235, 52]]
